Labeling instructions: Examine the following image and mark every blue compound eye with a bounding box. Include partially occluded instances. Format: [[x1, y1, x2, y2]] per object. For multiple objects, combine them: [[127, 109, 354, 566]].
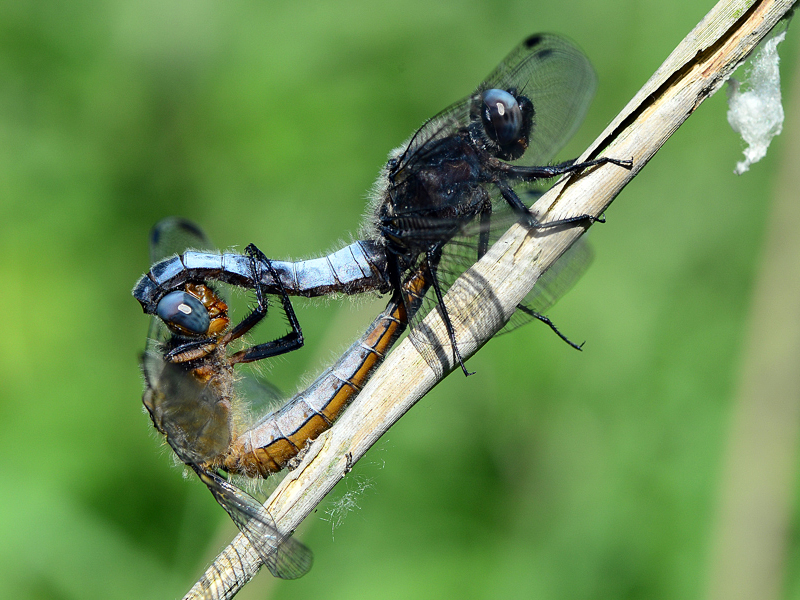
[[156, 290, 210, 336], [480, 88, 523, 147]]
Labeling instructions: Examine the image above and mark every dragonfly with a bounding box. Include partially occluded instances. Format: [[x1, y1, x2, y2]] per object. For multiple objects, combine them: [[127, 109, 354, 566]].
[[138, 217, 430, 589], [135, 34, 630, 379]]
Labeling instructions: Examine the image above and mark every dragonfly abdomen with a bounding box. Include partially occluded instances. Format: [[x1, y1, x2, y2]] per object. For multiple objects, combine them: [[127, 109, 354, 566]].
[[223, 269, 428, 477], [133, 240, 390, 316], [223, 295, 409, 476]]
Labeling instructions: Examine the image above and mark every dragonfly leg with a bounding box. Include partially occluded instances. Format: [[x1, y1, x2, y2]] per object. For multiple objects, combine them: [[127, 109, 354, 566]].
[[477, 197, 492, 260], [495, 156, 631, 229], [164, 338, 218, 363], [505, 156, 632, 180], [426, 245, 474, 377], [516, 304, 584, 351], [229, 244, 304, 364], [495, 180, 603, 230]]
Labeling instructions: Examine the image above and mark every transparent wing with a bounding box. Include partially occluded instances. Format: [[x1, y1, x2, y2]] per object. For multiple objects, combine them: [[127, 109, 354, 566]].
[[441, 216, 592, 323], [391, 100, 472, 179], [141, 348, 310, 579], [393, 33, 596, 179], [196, 467, 313, 580], [234, 371, 286, 430], [150, 216, 214, 263], [140, 346, 232, 466], [504, 236, 592, 331], [406, 206, 592, 370]]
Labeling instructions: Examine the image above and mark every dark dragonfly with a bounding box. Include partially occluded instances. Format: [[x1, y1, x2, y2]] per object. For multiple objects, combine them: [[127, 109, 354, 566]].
[[135, 34, 630, 376], [138, 218, 430, 590], [371, 33, 631, 374]]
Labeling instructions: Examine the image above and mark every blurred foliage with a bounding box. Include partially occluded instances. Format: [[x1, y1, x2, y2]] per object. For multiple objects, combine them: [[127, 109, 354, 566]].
[[1, 1, 798, 599]]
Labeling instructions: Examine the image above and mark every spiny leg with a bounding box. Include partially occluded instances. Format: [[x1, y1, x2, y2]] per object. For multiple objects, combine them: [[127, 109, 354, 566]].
[[229, 244, 304, 364], [516, 304, 583, 351], [426, 245, 474, 377], [496, 156, 631, 229]]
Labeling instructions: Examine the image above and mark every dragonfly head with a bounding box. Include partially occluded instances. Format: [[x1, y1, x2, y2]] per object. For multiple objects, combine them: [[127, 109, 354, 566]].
[[156, 283, 230, 339], [471, 88, 534, 161]]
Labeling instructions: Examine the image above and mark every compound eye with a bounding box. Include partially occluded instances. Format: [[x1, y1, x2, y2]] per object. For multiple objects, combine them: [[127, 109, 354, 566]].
[[156, 290, 210, 336], [480, 89, 522, 147]]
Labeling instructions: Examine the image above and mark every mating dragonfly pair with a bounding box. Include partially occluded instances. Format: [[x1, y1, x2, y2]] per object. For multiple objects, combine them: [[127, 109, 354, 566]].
[[134, 33, 631, 587]]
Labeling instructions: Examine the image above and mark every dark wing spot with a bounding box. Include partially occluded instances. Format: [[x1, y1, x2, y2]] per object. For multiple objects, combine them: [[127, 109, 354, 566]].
[[173, 218, 206, 240], [149, 217, 206, 249], [535, 48, 554, 60], [150, 227, 162, 248], [525, 34, 543, 48]]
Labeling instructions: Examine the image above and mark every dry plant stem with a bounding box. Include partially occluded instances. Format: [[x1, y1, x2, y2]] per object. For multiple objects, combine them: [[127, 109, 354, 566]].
[[186, 0, 796, 597]]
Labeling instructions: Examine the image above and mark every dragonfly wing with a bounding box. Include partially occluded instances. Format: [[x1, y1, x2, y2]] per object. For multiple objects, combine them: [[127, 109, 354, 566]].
[[406, 207, 593, 371], [149, 217, 214, 263], [196, 467, 313, 580]]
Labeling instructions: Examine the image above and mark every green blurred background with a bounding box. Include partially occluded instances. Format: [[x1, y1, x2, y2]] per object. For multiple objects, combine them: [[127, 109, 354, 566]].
[[2, 1, 799, 599]]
